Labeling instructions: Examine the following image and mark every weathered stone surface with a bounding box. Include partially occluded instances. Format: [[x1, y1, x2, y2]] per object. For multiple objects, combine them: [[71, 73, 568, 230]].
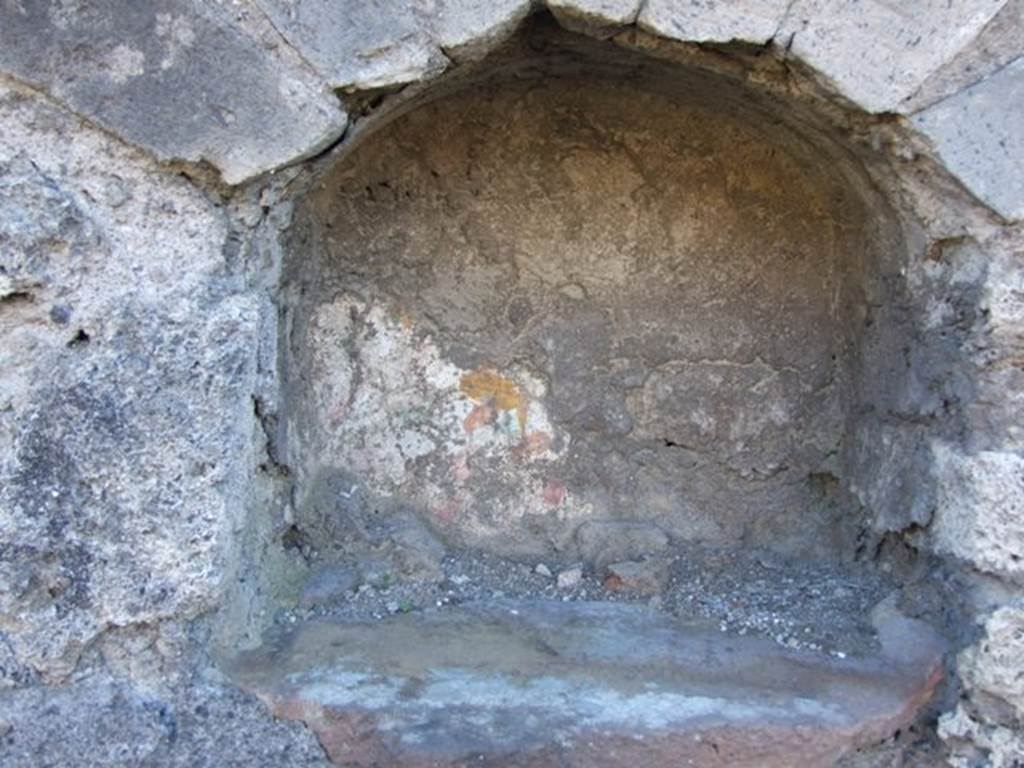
[[959, 604, 1024, 717], [227, 600, 946, 767], [0, 77, 258, 680], [436, 0, 534, 61], [931, 446, 1024, 581], [386, 514, 447, 582], [0, 677, 331, 767], [300, 566, 361, 608], [547, 0, 642, 37], [912, 58, 1024, 221], [603, 558, 669, 595], [0, 156, 98, 300], [253, 0, 447, 91], [939, 602, 1024, 767], [904, 0, 1024, 111], [576, 520, 671, 569], [638, 0, 792, 45], [0, 0, 346, 184], [966, 242, 1024, 451], [846, 424, 936, 533], [782, 0, 1008, 113]]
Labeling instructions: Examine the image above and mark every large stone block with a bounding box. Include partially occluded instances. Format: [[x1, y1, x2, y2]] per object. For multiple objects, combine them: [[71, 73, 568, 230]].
[[253, 0, 536, 85], [912, 58, 1024, 222], [0, 81, 260, 682], [227, 600, 946, 767], [0, 296, 260, 681], [782, 0, 1007, 113], [436, 0, 534, 61], [547, 0, 642, 37], [931, 445, 1024, 581], [0, 678, 331, 767], [0, 0, 346, 184], [904, 0, 1024, 111], [959, 603, 1024, 719], [638, 0, 792, 45], [940, 602, 1024, 767], [253, 0, 446, 90]]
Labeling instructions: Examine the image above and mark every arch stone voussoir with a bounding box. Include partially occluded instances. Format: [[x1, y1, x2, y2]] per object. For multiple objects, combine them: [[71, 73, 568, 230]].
[[546, 0, 644, 37], [780, 0, 1009, 114], [638, 0, 792, 45], [1, 0, 1019, 209], [912, 57, 1024, 222], [0, 0, 347, 185]]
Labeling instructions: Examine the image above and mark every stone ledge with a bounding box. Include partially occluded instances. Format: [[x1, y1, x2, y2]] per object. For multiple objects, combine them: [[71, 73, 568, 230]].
[[227, 600, 947, 767]]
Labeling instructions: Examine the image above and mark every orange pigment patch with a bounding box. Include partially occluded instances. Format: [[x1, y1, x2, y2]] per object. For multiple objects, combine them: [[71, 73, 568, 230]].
[[603, 572, 625, 592], [459, 367, 528, 433], [542, 479, 566, 507]]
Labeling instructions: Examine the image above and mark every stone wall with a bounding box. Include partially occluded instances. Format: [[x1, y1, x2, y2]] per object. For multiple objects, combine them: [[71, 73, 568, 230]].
[[0, 2, 1022, 766]]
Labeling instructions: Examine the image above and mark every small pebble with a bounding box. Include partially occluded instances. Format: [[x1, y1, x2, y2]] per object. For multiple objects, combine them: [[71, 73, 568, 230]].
[[557, 567, 583, 589], [535, 563, 553, 578]]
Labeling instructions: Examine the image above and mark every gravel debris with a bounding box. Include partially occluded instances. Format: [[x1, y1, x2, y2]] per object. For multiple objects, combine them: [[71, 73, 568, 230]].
[[280, 541, 895, 657]]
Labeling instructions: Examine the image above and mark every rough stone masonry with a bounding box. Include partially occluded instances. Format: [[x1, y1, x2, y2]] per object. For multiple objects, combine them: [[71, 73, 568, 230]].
[[0, 1, 1022, 767]]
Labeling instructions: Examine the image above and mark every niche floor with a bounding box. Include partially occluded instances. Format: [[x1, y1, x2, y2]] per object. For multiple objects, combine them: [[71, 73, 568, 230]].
[[222, 538, 948, 767], [227, 591, 945, 767]]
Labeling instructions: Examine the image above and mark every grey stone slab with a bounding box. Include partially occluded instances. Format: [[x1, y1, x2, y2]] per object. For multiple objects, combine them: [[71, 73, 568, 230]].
[[0, 79, 270, 681], [0, 678, 332, 767], [0, 0, 346, 184], [253, 0, 448, 90], [547, 0, 643, 37], [931, 444, 1024, 580], [903, 0, 1024, 112], [227, 600, 946, 767], [435, 0, 534, 61], [638, 0, 792, 45], [912, 57, 1024, 221], [783, 0, 1007, 113], [939, 603, 1024, 768]]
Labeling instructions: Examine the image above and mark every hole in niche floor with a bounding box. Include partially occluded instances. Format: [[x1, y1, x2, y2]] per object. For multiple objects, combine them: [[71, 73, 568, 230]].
[[225, 25, 951, 767]]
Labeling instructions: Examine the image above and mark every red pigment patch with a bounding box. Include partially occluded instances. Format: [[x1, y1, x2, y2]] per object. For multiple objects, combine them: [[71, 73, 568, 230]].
[[452, 453, 471, 484], [327, 400, 347, 427], [434, 499, 460, 524], [463, 403, 495, 433], [542, 480, 566, 507], [513, 431, 552, 458]]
